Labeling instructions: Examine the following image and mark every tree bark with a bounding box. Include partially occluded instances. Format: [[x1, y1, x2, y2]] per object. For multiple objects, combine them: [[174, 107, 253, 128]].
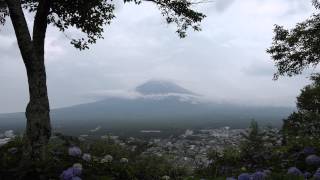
[[5, 0, 51, 161]]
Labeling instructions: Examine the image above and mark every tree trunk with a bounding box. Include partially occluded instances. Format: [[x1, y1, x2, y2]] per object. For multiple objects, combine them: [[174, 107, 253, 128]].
[[5, 0, 51, 161], [24, 59, 51, 161]]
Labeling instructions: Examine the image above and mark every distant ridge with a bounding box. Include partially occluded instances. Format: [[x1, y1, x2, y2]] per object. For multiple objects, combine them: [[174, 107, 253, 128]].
[[136, 80, 194, 95], [0, 80, 294, 135]]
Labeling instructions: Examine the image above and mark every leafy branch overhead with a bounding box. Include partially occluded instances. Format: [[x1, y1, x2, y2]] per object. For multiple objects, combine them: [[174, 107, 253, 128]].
[[267, 0, 320, 79], [0, 0, 9, 26], [1, 0, 205, 50]]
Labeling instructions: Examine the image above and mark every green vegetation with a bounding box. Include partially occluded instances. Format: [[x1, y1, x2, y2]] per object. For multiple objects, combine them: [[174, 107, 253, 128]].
[[0, 135, 190, 180]]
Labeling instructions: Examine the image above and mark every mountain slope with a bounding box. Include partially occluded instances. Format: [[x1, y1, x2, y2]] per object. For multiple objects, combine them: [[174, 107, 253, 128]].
[[0, 80, 294, 136], [136, 80, 194, 95]]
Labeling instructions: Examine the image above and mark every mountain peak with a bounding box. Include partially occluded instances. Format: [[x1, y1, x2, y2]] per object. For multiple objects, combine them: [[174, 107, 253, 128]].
[[135, 80, 193, 95]]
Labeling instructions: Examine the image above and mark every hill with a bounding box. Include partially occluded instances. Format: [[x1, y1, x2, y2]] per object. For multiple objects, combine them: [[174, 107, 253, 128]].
[[0, 80, 294, 137]]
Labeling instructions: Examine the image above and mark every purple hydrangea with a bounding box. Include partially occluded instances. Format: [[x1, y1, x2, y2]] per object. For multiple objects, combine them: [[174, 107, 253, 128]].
[[238, 173, 251, 180], [287, 167, 302, 176], [68, 146, 82, 157], [306, 155, 320, 166], [60, 164, 82, 180], [304, 172, 312, 179], [303, 147, 316, 155], [314, 171, 320, 180], [60, 168, 74, 180], [251, 171, 266, 180], [72, 163, 82, 176], [71, 176, 81, 180]]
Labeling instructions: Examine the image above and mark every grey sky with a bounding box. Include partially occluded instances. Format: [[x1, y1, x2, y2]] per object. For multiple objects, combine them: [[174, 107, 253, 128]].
[[0, 0, 317, 113]]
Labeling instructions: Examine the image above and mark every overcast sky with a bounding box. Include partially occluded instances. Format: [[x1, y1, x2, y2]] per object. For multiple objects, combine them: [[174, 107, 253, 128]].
[[0, 0, 317, 113]]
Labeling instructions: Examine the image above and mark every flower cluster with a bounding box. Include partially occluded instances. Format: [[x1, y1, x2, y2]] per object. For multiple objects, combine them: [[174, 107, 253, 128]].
[[227, 170, 269, 180], [61, 146, 130, 179], [286, 166, 320, 180], [60, 163, 82, 180], [100, 154, 113, 163], [68, 146, 82, 157]]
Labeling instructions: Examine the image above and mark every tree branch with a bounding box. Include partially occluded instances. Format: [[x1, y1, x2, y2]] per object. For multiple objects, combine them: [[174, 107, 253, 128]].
[[5, 0, 32, 65], [32, 0, 51, 57]]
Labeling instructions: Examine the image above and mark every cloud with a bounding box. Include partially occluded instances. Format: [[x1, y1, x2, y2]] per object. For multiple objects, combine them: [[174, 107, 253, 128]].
[[214, 0, 236, 13], [86, 90, 142, 100], [242, 61, 275, 77], [0, 0, 316, 113]]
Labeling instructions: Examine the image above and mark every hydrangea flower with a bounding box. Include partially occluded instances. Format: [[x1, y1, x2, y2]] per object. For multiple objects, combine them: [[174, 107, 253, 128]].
[[287, 167, 302, 176], [306, 155, 320, 166], [100, 154, 113, 163], [314, 171, 320, 180], [60, 164, 82, 180], [162, 175, 170, 180], [68, 146, 82, 157], [60, 168, 74, 180], [120, 157, 129, 163], [238, 173, 251, 180], [251, 171, 266, 180], [82, 153, 91, 162], [304, 172, 312, 179], [71, 177, 81, 180], [303, 147, 316, 155], [72, 163, 82, 176]]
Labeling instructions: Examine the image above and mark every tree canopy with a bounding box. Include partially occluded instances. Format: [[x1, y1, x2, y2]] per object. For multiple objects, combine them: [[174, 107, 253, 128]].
[[0, 0, 205, 50], [282, 74, 320, 146], [267, 0, 320, 79]]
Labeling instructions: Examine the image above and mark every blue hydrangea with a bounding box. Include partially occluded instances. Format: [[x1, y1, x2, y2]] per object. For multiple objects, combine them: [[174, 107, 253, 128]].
[[313, 173, 320, 180], [60, 168, 74, 180], [60, 163, 82, 180], [251, 171, 266, 180], [68, 146, 82, 157], [72, 163, 82, 176], [303, 147, 316, 155], [306, 155, 320, 166], [238, 173, 251, 180], [314, 171, 320, 180], [287, 167, 302, 176], [304, 172, 312, 179]]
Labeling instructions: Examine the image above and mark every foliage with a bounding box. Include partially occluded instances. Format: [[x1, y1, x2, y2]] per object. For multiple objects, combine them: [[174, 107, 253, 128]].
[[282, 74, 320, 146], [195, 75, 320, 179], [206, 147, 242, 177], [239, 120, 267, 170], [0, 135, 189, 180], [267, 0, 320, 79], [5, 0, 206, 50], [0, 0, 8, 26]]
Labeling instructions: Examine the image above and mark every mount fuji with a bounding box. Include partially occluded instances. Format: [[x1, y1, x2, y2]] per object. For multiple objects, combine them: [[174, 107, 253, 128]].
[[0, 80, 293, 136]]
